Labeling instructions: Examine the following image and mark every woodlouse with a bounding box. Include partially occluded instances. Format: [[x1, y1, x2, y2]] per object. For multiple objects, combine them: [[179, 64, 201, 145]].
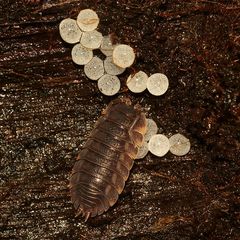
[[69, 97, 147, 221]]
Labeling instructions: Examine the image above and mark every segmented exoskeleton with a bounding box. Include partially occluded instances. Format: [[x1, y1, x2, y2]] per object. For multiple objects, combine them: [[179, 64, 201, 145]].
[[69, 98, 147, 221]]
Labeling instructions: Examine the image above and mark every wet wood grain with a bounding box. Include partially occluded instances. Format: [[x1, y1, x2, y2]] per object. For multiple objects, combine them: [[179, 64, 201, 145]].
[[0, 0, 239, 239]]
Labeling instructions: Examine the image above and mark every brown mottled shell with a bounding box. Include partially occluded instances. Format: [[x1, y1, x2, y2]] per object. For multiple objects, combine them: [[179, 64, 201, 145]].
[[69, 98, 147, 221]]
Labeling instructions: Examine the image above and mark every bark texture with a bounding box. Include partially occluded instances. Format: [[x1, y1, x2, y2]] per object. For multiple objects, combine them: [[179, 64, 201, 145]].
[[0, 0, 239, 239]]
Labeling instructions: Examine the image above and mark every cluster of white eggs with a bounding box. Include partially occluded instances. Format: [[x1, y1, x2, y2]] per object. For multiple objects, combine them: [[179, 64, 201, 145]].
[[59, 9, 190, 158], [127, 71, 169, 96], [59, 9, 169, 96], [136, 118, 191, 159]]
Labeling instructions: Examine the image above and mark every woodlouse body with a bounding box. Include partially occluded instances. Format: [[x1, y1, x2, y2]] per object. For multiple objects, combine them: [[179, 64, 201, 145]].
[[69, 98, 147, 220]]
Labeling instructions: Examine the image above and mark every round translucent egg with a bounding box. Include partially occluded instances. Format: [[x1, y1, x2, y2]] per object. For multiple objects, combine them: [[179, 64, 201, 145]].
[[84, 56, 104, 80], [77, 9, 99, 32], [169, 133, 191, 156], [104, 57, 125, 75], [136, 141, 149, 159], [127, 71, 148, 93], [100, 35, 115, 56], [59, 18, 82, 44], [144, 118, 158, 142], [80, 30, 103, 49], [97, 74, 121, 96], [148, 134, 170, 157], [71, 43, 93, 65], [112, 44, 135, 68], [147, 73, 169, 96]]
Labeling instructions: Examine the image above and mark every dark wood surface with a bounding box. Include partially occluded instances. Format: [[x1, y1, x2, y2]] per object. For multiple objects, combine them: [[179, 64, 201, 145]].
[[0, 0, 239, 239]]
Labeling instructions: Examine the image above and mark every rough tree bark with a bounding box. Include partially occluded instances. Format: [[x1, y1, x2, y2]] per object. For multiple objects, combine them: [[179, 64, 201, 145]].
[[0, 0, 239, 239]]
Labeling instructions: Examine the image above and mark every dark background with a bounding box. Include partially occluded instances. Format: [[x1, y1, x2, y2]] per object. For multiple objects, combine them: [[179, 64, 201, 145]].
[[0, 0, 239, 239]]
